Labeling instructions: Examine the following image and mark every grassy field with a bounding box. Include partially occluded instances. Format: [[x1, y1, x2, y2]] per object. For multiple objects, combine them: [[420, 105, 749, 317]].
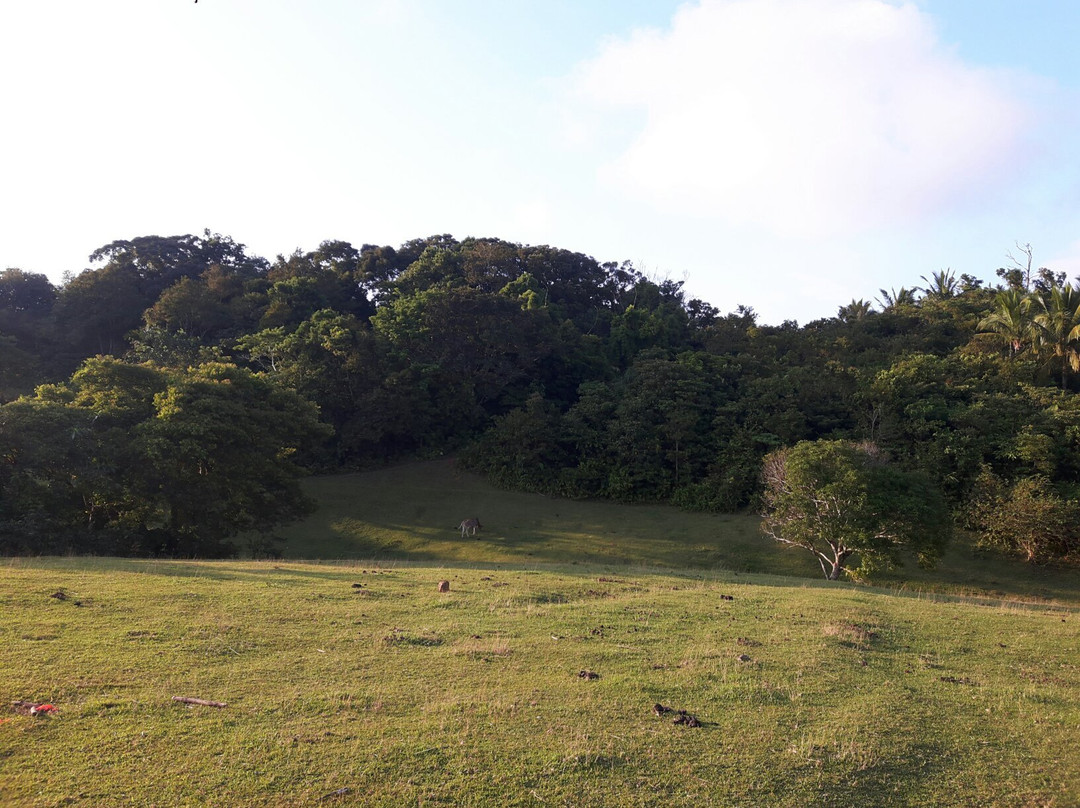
[[280, 460, 1080, 604], [2, 558, 1077, 807], [2, 460, 1078, 806]]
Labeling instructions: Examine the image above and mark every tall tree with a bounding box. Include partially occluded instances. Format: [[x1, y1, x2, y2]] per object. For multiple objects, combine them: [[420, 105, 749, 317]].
[[1031, 283, 1080, 389], [978, 289, 1035, 358], [54, 232, 266, 361]]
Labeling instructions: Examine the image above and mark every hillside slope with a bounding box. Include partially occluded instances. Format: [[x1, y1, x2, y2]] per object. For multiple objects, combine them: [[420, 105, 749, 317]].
[[281, 460, 1079, 603]]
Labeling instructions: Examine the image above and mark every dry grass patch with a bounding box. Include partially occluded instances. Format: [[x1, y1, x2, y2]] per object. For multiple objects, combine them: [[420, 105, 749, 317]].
[[451, 636, 512, 659], [821, 620, 880, 648]]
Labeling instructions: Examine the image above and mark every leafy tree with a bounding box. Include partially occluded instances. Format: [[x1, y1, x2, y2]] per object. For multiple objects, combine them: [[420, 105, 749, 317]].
[[0, 398, 103, 552], [760, 440, 950, 580], [868, 353, 999, 498], [127, 326, 216, 368], [372, 285, 555, 415], [54, 232, 266, 362], [132, 362, 330, 554], [0, 269, 56, 397], [238, 311, 417, 464], [459, 394, 568, 493], [0, 268, 56, 351], [600, 351, 716, 500], [606, 280, 692, 368], [262, 242, 374, 326], [143, 276, 232, 339], [966, 470, 1080, 562], [558, 380, 619, 497], [0, 358, 328, 555]]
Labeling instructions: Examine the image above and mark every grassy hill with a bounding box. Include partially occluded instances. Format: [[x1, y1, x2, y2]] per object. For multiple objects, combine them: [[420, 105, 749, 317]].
[[281, 460, 1079, 604], [2, 461, 1078, 806]]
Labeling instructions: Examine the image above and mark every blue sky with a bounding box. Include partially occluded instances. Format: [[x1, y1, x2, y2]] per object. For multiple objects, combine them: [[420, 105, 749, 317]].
[[2, 0, 1078, 324]]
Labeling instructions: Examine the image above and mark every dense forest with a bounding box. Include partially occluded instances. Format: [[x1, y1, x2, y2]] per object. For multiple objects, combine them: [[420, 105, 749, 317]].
[[2, 232, 1078, 565]]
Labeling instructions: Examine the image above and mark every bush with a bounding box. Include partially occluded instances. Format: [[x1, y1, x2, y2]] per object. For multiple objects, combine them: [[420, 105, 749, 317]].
[[967, 470, 1080, 563]]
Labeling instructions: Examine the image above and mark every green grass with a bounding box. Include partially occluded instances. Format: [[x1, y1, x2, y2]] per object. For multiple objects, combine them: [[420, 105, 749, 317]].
[[2, 557, 1077, 806], [281, 460, 1080, 604], [3, 460, 1078, 806], [281, 459, 809, 573]]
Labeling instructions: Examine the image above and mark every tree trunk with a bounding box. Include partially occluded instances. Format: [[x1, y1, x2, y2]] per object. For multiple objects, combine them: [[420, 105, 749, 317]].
[[827, 551, 850, 580]]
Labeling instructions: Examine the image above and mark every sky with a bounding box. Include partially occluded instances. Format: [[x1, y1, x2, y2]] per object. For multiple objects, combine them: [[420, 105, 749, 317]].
[[2, 0, 1079, 325]]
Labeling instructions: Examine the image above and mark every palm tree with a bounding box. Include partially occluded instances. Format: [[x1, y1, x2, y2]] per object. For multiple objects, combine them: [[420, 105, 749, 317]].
[[920, 269, 959, 300], [1031, 283, 1080, 389], [978, 289, 1034, 358], [876, 287, 918, 311], [837, 299, 873, 322]]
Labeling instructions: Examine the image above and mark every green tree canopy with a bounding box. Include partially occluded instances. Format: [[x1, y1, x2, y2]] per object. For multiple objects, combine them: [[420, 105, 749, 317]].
[[0, 358, 329, 556], [760, 440, 950, 580]]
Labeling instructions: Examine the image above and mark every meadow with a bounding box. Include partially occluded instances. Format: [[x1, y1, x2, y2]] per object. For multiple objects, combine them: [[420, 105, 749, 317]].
[[2, 461, 1078, 807], [282, 460, 1080, 604]]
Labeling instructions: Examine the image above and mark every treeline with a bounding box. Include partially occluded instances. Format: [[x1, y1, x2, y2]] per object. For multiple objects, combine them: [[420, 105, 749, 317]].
[[1, 232, 1078, 562]]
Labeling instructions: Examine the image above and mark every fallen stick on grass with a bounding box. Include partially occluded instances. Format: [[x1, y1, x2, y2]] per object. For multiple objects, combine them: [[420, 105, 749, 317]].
[[171, 696, 227, 708]]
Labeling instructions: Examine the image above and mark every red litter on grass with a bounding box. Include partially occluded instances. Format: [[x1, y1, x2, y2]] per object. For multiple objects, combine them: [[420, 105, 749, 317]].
[[11, 701, 58, 716]]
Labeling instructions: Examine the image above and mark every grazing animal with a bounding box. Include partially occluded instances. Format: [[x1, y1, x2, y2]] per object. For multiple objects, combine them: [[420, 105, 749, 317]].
[[458, 518, 481, 538]]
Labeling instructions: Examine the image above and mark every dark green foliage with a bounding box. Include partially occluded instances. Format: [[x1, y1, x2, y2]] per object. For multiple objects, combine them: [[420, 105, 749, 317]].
[[0, 334, 42, 402], [0, 398, 103, 552], [0, 269, 56, 363], [7, 229, 1080, 569], [458, 393, 568, 493], [0, 358, 327, 556], [52, 232, 267, 364]]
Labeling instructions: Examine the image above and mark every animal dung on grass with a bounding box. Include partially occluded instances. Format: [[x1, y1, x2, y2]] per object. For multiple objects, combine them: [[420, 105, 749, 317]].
[[673, 711, 701, 727], [653, 704, 701, 727], [49, 589, 84, 606], [437, 580, 451, 593]]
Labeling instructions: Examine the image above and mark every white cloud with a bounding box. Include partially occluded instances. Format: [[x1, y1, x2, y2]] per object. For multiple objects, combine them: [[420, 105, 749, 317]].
[[569, 0, 1037, 239]]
